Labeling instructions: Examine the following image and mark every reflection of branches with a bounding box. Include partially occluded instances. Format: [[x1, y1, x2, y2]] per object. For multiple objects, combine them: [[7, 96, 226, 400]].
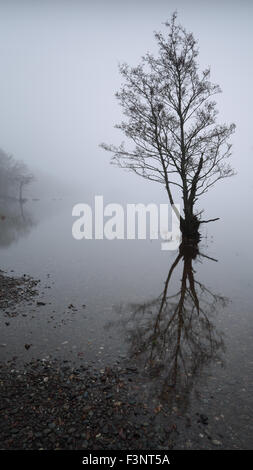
[[116, 243, 227, 410]]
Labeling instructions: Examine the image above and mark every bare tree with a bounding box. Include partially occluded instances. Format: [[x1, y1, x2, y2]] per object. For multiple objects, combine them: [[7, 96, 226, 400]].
[[12, 161, 34, 201], [0, 148, 34, 201], [0, 149, 14, 198], [101, 13, 235, 239]]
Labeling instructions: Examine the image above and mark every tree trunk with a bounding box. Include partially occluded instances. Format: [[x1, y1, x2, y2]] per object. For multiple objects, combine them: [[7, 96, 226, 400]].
[[180, 202, 200, 241], [19, 182, 23, 202]]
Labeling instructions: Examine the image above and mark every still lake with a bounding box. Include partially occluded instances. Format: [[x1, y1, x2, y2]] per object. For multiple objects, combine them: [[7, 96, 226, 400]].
[[0, 196, 253, 448]]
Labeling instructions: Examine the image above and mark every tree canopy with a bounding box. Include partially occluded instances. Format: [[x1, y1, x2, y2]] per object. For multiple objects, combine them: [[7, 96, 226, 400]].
[[101, 13, 235, 239]]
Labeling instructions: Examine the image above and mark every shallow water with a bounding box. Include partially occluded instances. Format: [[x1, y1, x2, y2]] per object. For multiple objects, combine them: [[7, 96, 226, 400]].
[[0, 197, 253, 448]]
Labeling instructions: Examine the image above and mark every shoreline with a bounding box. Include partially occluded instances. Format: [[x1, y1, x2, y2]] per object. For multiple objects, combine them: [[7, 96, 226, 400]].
[[0, 271, 249, 450]]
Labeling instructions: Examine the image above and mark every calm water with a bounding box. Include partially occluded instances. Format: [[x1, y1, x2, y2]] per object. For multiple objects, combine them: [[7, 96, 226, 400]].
[[0, 197, 253, 448]]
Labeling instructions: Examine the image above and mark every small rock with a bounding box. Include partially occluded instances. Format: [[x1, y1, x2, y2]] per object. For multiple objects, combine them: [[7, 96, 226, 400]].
[[212, 439, 222, 446]]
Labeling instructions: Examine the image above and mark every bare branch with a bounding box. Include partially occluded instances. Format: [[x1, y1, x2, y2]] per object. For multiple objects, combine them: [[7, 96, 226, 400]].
[[100, 12, 235, 238]]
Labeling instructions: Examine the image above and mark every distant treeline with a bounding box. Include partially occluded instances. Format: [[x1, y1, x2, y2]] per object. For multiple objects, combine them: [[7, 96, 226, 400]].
[[0, 148, 33, 201]]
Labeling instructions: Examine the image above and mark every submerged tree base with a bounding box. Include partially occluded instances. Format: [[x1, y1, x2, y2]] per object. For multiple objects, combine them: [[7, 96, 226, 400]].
[[179, 238, 199, 260], [180, 215, 201, 243]]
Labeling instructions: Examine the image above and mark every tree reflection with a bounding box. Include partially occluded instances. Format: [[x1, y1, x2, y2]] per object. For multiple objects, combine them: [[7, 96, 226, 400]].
[[117, 243, 228, 409], [0, 199, 36, 248]]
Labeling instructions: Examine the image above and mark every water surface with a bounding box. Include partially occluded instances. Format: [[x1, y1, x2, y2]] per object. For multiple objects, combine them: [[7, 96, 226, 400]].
[[0, 197, 252, 448]]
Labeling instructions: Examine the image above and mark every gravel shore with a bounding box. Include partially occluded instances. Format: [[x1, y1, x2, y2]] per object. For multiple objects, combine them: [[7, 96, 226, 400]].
[[0, 270, 39, 313], [0, 358, 176, 450]]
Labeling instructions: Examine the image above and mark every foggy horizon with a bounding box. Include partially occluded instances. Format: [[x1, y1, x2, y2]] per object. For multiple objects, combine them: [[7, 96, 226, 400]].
[[0, 0, 252, 207]]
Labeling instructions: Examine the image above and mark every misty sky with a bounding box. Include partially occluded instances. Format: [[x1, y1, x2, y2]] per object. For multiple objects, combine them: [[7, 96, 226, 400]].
[[0, 0, 252, 210]]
